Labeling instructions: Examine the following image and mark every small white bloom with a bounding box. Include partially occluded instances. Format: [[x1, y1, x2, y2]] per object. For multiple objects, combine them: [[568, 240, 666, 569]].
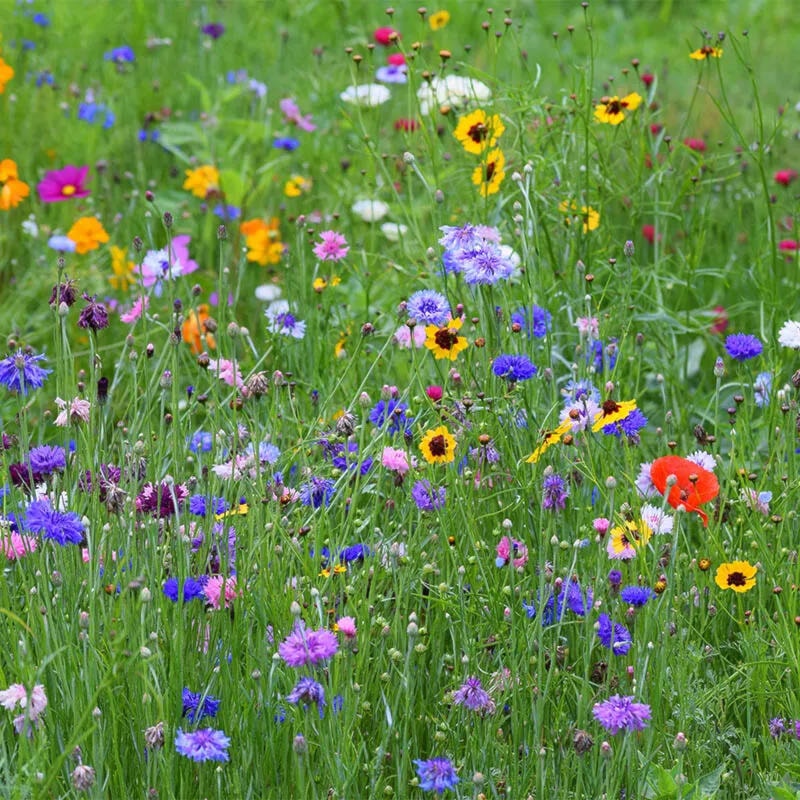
[[640, 503, 674, 535], [255, 283, 282, 302], [340, 83, 391, 107], [685, 450, 717, 471], [417, 74, 492, 115], [380, 222, 408, 242], [778, 320, 800, 349], [21, 217, 38, 237], [352, 199, 389, 222]]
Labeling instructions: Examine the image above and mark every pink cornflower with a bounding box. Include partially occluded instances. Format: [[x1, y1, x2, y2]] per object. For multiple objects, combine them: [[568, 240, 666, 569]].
[[374, 26, 399, 45], [336, 616, 357, 638], [37, 165, 91, 203], [54, 396, 91, 426], [279, 98, 316, 132], [381, 446, 410, 475], [575, 316, 600, 337], [779, 239, 799, 251], [1, 532, 37, 560], [120, 295, 149, 324], [684, 137, 706, 152], [203, 575, 239, 609], [710, 305, 728, 335], [278, 622, 338, 667], [775, 169, 798, 187], [426, 385, 443, 402], [207, 358, 243, 389], [495, 535, 528, 569], [0, 683, 47, 735], [593, 517, 611, 536], [313, 230, 349, 261]]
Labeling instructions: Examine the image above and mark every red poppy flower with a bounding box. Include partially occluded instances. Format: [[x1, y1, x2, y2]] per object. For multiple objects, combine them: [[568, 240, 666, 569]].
[[650, 456, 719, 527]]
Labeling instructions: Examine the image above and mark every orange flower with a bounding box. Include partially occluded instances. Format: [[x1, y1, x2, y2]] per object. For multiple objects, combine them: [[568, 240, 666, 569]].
[[0, 56, 13, 93], [67, 216, 109, 254], [182, 304, 216, 354], [240, 218, 284, 265], [0, 159, 30, 211], [183, 165, 220, 199], [650, 455, 719, 527]]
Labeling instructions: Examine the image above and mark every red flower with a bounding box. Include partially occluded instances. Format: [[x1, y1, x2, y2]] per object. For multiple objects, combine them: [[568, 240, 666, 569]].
[[641, 224, 655, 244], [779, 239, 799, 251], [649, 123, 663, 135], [641, 72, 655, 88], [387, 53, 406, 66], [394, 118, 418, 132], [774, 169, 798, 187], [684, 138, 706, 152], [374, 26, 399, 45], [650, 456, 719, 527], [426, 385, 443, 402], [709, 305, 728, 335]]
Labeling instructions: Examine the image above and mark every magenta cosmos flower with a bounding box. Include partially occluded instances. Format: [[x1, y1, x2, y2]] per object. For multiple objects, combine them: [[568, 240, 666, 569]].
[[37, 165, 91, 203]]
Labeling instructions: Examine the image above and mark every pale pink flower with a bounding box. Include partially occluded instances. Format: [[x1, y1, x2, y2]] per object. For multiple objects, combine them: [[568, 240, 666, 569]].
[[313, 230, 349, 261], [120, 295, 149, 324], [336, 616, 357, 638], [381, 446, 409, 475], [203, 575, 239, 610], [207, 358, 244, 389], [575, 316, 600, 337], [393, 324, 427, 348], [593, 517, 611, 536], [0, 684, 28, 711], [54, 396, 91, 426], [1, 533, 37, 560], [280, 97, 316, 132], [495, 535, 528, 569], [211, 454, 250, 480]]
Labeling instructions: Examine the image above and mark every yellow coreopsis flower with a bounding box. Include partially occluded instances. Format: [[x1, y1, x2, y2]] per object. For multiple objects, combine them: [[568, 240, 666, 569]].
[[690, 45, 723, 60], [284, 175, 312, 198], [429, 10, 450, 30], [594, 92, 642, 125], [183, 165, 220, 199], [419, 425, 457, 465], [454, 109, 505, 155], [559, 200, 600, 233], [67, 216, 109, 254], [592, 399, 637, 432], [424, 317, 468, 361], [471, 148, 505, 197], [0, 159, 29, 211], [109, 245, 135, 291], [714, 561, 757, 593], [525, 418, 573, 464], [240, 218, 284, 265]]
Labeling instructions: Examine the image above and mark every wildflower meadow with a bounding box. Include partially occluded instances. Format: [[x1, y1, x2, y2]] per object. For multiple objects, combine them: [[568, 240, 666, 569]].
[[2, 0, 800, 797]]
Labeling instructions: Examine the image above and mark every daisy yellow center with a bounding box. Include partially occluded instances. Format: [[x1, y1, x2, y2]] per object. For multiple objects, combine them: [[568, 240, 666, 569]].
[[435, 328, 460, 350], [726, 571, 746, 587], [62, 184, 76, 196], [468, 122, 488, 143], [428, 435, 448, 457]]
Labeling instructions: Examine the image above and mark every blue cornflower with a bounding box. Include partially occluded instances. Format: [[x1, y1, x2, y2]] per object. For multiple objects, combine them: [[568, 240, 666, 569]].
[[725, 333, 763, 361], [339, 544, 370, 562], [414, 757, 459, 794], [753, 371, 772, 408], [542, 473, 569, 511], [246, 441, 281, 465], [28, 445, 66, 475], [458, 242, 514, 285], [48, 235, 77, 252], [187, 431, 213, 453], [35, 70, 55, 88], [438, 223, 480, 251], [620, 586, 656, 607], [602, 408, 648, 439], [182, 688, 221, 722], [104, 45, 135, 64], [24, 500, 84, 546], [407, 289, 450, 326], [588, 339, 618, 373], [597, 613, 632, 655], [562, 379, 601, 406], [32, 12, 50, 27], [286, 677, 326, 712], [299, 477, 335, 508], [511, 305, 551, 338], [492, 354, 537, 382], [175, 728, 230, 763], [163, 576, 207, 603], [212, 204, 241, 220], [368, 399, 412, 435], [188, 495, 228, 517], [411, 480, 446, 511], [77, 102, 115, 128], [273, 137, 300, 151], [0, 350, 51, 395]]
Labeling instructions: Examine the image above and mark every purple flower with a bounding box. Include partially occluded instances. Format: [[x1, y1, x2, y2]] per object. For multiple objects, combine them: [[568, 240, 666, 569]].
[[608, 569, 623, 588], [174, 728, 230, 762], [453, 677, 494, 713], [414, 757, 459, 794], [286, 677, 326, 711], [273, 137, 300, 151], [411, 480, 446, 511], [620, 586, 656, 606], [77, 294, 109, 332], [28, 445, 66, 475], [725, 333, 763, 361], [592, 695, 651, 735], [597, 613, 632, 655], [299, 477, 334, 508], [279, 98, 316, 132], [278, 623, 338, 668], [492, 354, 537, 382], [438, 224, 480, 251], [542, 473, 569, 511], [602, 408, 648, 440], [24, 500, 84, 545], [511, 305, 551, 338], [458, 242, 514, 285], [37, 165, 91, 203], [0, 351, 51, 395], [369, 399, 412, 435], [163, 577, 206, 603], [136, 482, 189, 517], [104, 46, 135, 64], [769, 717, 787, 738], [182, 688, 220, 722], [376, 64, 408, 84], [201, 22, 225, 39], [407, 290, 450, 326]]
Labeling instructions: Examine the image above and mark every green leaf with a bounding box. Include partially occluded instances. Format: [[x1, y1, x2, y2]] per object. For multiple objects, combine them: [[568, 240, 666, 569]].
[[696, 763, 724, 797], [219, 169, 246, 207], [644, 764, 678, 800], [767, 786, 800, 800]]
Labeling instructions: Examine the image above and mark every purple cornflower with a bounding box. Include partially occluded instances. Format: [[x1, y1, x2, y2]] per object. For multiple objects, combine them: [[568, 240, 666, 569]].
[[376, 64, 408, 84], [77, 294, 109, 331], [769, 717, 787, 739], [411, 480, 446, 511], [414, 757, 459, 794], [0, 351, 51, 395], [24, 500, 84, 546], [458, 242, 514, 285], [286, 677, 326, 711], [438, 223, 480, 251], [188, 494, 227, 517], [492, 354, 537, 382], [407, 289, 450, 326], [187, 431, 213, 453], [104, 45, 135, 64], [201, 22, 225, 39], [174, 728, 230, 762], [273, 137, 300, 151], [136, 482, 189, 517], [725, 333, 763, 361], [592, 695, 651, 735], [597, 613, 632, 655], [511, 305, 551, 338], [299, 477, 334, 508], [452, 677, 494, 713], [602, 408, 648, 440], [278, 623, 338, 668], [182, 688, 220, 722], [163, 577, 207, 604], [608, 569, 623, 589], [620, 586, 656, 606], [28, 445, 66, 476], [368, 399, 412, 435], [542, 473, 569, 511], [279, 98, 316, 132]]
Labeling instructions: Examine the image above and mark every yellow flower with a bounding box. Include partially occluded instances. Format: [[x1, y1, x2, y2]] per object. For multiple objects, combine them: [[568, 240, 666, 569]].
[[0, 159, 29, 211], [559, 200, 600, 233], [0, 56, 13, 93], [240, 218, 284, 265], [424, 317, 468, 361], [320, 564, 347, 578], [525, 418, 572, 464], [690, 45, 723, 60], [313, 275, 341, 293], [420, 425, 457, 465], [67, 216, 109, 254], [592, 399, 637, 432], [215, 503, 249, 521], [608, 518, 652, 559], [714, 560, 757, 593], [183, 165, 220, 199], [284, 174, 312, 198], [471, 148, 505, 197], [594, 92, 642, 125], [429, 10, 450, 30], [454, 109, 505, 155], [109, 245, 135, 291]]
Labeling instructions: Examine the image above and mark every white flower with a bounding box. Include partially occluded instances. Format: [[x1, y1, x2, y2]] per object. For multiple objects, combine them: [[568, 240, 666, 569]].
[[686, 450, 717, 471], [417, 74, 492, 115], [778, 320, 800, 349], [265, 300, 306, 339], [340, 83, 391, 107], [640, 503, 674, 535], [352, 199, 389, 222], [21, 217, 38, 237], [380, 222, 408, 242], [635, 461, 658, 498], [255, 283, 282, 302]]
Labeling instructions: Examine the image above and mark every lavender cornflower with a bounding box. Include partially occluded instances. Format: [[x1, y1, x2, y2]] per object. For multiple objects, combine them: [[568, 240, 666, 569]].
[[174, 728, 230, 762], [286, 677, 326, 712], [278, 623, 338, 668], [769, 717, 787, 739], [620, 586, 656, 606], [753, 371, 772, 408], [299, 477, 334, 508], [438, 223, 479, 251], [415, 757, 459, 794], [77, 294, 109, 331], [368, 399, 412, 435], [28, 445, 66, 476], [597, 613, 632, 655], [542, 472, 569, 511], [592, 695, 651, 735], [0, 351, 51, 395], [411, 480, 446, 511], [452, 677, 494, 713], [492, 354, 537, 382], [458, 242, 514, 285], [24, 500, 84, 546], [406, 290, 450, 326], [182, 689, 220, 722], [201, 22, 225, 39], [725, 333, 763, 361]]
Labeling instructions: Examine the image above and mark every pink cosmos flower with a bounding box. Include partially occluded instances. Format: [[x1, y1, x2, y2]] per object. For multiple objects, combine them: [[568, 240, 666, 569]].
[[381, 446, 409, 475], [279, 98, 316, 132], [120, 295, 149, 324], [203, 575, 239, 610], [336, 616, 357, 638], [1, 533, 37, 560], [37, 165, 91, 203], [207, 358, 243, 389], [313, 230, 349, 261]]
